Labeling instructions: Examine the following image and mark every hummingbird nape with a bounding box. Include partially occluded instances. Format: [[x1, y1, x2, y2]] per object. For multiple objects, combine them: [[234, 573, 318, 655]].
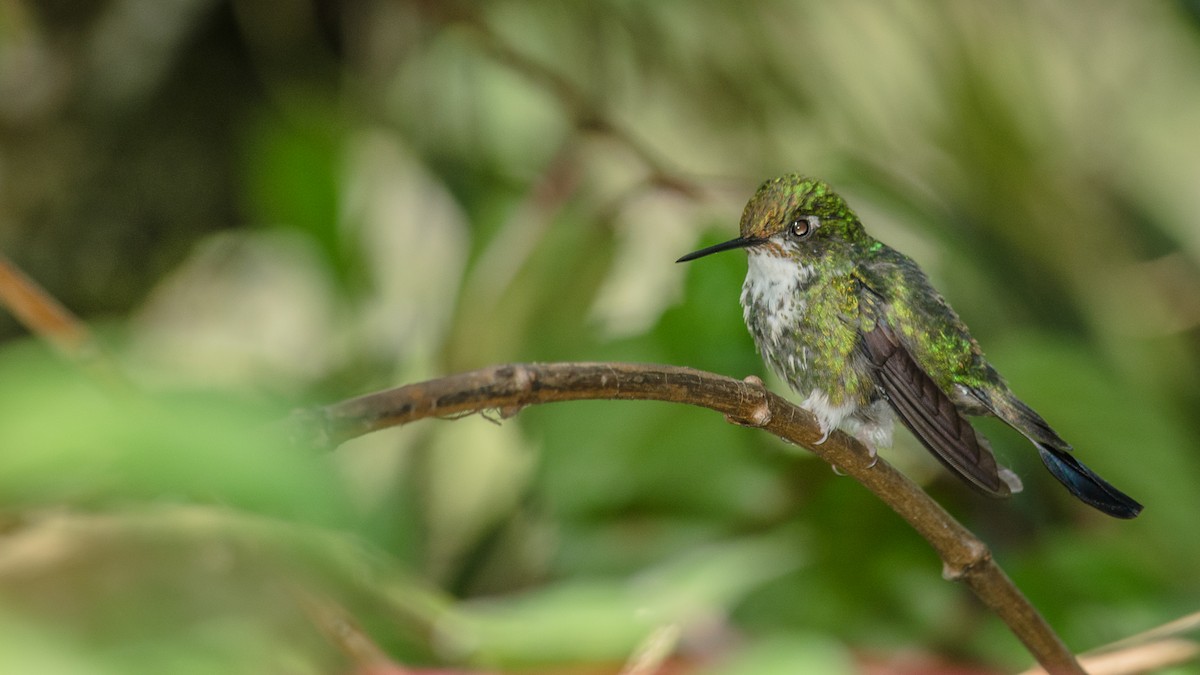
[[677, 174, 1142, 519]]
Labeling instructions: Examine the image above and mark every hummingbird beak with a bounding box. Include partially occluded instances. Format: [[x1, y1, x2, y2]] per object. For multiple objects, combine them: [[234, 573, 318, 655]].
[[676, 236, 764, 263]]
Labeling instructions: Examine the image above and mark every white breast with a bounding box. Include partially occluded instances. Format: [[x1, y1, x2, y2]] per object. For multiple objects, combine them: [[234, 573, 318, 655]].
[[740, 252, 814, 344], [739, 250, 816, 392]]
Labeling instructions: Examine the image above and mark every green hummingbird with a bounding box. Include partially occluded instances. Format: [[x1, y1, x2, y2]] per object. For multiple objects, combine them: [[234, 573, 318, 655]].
[[677, 174, 1142, 519]]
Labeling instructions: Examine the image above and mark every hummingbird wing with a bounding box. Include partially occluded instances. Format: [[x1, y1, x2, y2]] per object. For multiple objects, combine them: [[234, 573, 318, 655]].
[[858, 323, 1015, 497], [855, 250, 1140, 516]]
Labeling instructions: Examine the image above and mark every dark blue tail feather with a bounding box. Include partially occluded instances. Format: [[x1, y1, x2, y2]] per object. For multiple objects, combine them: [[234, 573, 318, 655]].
[[1036, 444, 1142, 519]]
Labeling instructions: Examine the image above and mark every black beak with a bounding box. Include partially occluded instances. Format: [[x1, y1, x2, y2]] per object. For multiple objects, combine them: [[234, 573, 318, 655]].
[[676, 236, 763, 263]]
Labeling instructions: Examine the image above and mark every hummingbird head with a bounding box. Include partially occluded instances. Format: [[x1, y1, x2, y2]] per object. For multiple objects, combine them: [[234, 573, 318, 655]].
[[677, 174, 868, 263]]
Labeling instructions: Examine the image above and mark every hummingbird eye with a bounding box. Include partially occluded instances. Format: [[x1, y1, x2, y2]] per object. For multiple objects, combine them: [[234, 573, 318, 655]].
[[789, 215, 819, 239]]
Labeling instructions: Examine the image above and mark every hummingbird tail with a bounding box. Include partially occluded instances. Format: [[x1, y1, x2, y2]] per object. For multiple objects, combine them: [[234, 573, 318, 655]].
[[985, 393, 1142, 518], [1035, 443, 1143, 519]]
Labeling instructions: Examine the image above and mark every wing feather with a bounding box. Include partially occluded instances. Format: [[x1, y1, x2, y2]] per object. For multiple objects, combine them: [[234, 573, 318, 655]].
[[860, 325, 1011, 497]]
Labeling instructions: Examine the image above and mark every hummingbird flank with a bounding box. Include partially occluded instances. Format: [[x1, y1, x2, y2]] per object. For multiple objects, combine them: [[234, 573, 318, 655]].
[[677, 174, 1142, 519]]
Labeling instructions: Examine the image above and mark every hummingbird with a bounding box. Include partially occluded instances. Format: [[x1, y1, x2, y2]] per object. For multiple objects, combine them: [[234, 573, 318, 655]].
[[677, 174, 1142, 519]]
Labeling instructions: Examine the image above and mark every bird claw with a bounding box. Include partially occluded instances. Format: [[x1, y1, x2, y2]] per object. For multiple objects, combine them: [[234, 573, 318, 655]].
[[864, 445, 879, 468]]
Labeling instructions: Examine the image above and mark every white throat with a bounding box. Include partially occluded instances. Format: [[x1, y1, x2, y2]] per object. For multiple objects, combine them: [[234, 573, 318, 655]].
[[740, 252, 814, 338]]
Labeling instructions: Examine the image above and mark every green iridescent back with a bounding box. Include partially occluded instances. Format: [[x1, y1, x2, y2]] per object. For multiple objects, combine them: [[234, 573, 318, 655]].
[[858, 246, 999, 394]]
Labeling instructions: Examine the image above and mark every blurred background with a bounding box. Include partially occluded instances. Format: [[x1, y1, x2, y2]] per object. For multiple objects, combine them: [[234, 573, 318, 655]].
[[0, 0, 1199, 672]]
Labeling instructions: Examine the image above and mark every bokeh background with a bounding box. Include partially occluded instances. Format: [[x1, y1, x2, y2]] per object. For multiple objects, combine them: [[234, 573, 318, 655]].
[[1, 1, 1199, 673]]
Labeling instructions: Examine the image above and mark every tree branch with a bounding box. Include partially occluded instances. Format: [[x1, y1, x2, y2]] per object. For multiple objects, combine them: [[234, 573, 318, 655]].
[[444, 13, 707, 201], [301, 361, 1086, 674], [0, 251, 95, 358], [1021, 610, 1200, 675], [0, 251, 125, 386]]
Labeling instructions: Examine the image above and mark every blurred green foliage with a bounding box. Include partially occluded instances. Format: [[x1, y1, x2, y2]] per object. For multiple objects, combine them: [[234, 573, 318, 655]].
[[0, 0, 1199, 672]]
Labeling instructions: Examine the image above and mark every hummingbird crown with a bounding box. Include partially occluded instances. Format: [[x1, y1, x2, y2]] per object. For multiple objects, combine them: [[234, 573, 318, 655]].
[[739, 174, 868, 253]]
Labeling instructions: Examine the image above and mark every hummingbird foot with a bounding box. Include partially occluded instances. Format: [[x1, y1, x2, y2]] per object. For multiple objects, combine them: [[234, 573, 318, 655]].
[[798, 389, 859, 446]]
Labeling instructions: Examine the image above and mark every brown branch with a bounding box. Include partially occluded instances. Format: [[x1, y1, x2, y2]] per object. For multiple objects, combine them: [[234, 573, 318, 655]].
[[0, 251, 125, 384], [619, 624, 681, 675], [0, 251, 95, 356], [295, 589, 400, 672], [301, 361, 1086, 674], [1021, 611, 1200, 675], [1031, 640, 1198, 675]]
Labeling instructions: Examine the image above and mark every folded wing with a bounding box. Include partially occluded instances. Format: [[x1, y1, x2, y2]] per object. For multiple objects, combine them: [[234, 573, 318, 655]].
[[859, 324, 1016, 497]]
